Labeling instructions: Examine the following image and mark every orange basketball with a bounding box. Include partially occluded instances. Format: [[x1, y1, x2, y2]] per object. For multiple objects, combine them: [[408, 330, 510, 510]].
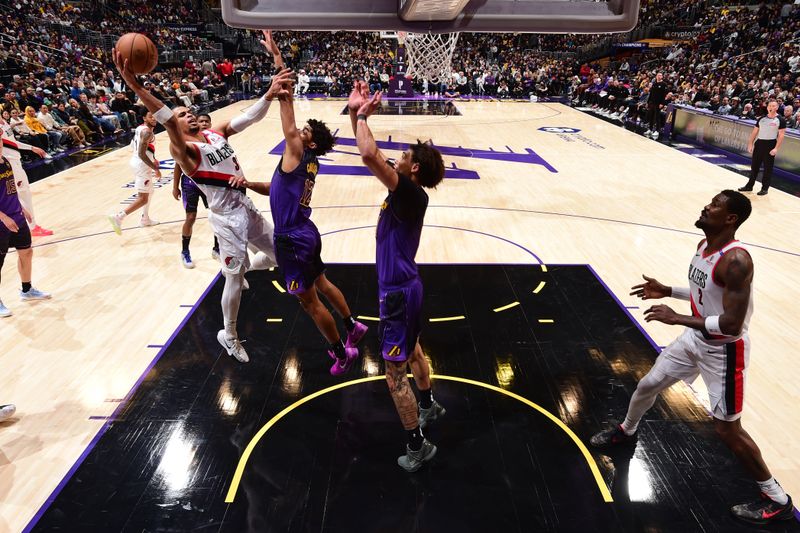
[[115, 33, 158, 74]]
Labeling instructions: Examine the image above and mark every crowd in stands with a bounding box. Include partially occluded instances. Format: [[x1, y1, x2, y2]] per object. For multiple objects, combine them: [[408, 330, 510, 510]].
[[0, 0, 798, 162]]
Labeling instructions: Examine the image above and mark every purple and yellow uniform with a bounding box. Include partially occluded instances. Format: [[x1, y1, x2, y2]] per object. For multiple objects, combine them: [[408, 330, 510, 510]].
[[181, 173, 209, 213], [0, 156, 31, 257], [376, 173, 428, 362], [269, 149, 325, 294]]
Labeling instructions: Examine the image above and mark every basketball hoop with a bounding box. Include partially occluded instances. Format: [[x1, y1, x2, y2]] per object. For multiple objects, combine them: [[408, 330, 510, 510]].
[[403, 32, 459, 84]]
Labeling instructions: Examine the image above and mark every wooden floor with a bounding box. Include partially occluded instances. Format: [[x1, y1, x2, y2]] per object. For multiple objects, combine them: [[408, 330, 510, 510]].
[[1, 101, 798, 532]]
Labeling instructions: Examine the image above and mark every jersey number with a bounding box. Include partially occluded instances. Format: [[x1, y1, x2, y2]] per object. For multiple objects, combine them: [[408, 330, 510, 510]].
[[5, 178, 16, 196], [300, 179, 314, 207], [232, 156, 241, 171], [697, 288, 703, 305]]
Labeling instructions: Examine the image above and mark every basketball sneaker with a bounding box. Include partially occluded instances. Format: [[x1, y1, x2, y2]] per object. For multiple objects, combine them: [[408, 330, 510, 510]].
[[731, 493, 794, 525], [108, 213, 123, 235], [140, 216, 159, 227], [419, 400, 446, 429], [20, 287, 52, 301], [589, 422, 637, 447], [345, 321, 368, 349], [0, 404, 16, 422], [30, 225, 53, 237], [181, 250, 195, 269], [217, 330, 249, 363], [329, 345, 359, 376], [0, 300, 11, 317], [397, 439, 437, 472]]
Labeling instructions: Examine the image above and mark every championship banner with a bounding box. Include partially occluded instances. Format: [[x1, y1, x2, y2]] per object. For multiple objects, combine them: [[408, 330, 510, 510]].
[[613, 42, 649, 49]]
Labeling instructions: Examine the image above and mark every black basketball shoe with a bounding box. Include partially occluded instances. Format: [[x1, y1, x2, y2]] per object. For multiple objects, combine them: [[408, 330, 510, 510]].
[[731, 493, 794, 525], [590, 422, 638, 447]]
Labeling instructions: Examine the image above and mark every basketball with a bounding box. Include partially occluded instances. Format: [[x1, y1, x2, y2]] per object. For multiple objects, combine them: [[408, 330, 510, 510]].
[[115, 33, 158, 74]]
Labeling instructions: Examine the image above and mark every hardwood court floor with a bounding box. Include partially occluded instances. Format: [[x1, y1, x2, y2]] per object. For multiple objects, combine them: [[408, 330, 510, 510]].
[[0, 101, 798, 532]]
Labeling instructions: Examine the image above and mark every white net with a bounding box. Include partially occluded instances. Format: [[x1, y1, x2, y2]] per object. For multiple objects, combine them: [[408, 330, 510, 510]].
[[402, 32, 460, 84]]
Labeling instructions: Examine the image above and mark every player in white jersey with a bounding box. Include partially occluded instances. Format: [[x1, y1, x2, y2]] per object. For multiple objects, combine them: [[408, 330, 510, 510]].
[[107, 111, 160, 233], [0, 121, 53, 237], [591, 190, 793, 525], [113, 38, 293, 364]]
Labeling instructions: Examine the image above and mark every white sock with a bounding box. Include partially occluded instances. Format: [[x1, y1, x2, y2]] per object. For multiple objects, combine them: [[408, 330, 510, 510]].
[[620, 419, 639, 436], [224, 320, 237, 339], [118, 211, 127, 220], [757, 477, 789, 505], [142, 199, 150, 219]]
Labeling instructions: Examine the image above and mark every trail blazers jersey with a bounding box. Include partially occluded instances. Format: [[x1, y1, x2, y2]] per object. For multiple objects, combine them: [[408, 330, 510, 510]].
[[187, 129, 247, 212], [130, 125, 155, 164], [688, 239, 753, 345]]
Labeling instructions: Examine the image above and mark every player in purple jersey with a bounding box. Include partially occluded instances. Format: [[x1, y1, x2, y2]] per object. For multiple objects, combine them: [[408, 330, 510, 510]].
[[172, 113, 220, 269], [0, 143, 51, 318], [261, 30, 368, 375], [349, 82, 446, 471]]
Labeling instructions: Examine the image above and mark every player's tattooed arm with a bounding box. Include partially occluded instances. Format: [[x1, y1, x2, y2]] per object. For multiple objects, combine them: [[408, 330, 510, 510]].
[[719, 249, 753, 336]]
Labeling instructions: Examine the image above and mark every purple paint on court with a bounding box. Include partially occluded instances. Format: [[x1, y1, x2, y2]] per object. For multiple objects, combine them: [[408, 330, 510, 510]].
[[270, 136, 558, 173]]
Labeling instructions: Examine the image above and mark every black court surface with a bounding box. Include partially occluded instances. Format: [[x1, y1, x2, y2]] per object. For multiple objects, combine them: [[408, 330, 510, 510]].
[[29, 265, 800, 532]]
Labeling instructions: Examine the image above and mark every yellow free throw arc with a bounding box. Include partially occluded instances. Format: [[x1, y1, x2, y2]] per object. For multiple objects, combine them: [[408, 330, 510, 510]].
[[224, 374, 613, 503]]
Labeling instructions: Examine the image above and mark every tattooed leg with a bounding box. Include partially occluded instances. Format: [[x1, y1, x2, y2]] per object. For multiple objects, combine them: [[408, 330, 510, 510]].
[[386, 360, 419, 430]]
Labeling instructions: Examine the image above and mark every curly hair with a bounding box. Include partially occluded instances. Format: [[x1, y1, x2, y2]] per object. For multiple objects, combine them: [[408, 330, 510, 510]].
[[409, 140, 445, 189], [307, 118, 336, 156]]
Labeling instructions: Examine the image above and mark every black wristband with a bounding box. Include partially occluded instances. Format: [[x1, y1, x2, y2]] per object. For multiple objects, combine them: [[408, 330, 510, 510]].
[[357, 114, 368, 121]]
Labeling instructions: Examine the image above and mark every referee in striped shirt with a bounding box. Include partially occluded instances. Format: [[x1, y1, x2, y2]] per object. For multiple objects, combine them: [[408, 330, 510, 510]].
[[739, 99, 786, 196]]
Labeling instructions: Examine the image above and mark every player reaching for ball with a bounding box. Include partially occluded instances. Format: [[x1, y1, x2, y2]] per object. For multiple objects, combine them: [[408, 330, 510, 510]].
[[260, 30, 368, 376], [112, 33, 293, 364], [349, 81, 447, 471]]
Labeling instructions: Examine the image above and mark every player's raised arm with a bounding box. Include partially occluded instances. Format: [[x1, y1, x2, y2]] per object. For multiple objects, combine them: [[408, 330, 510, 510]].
[[355, 90, 399, 191], [218, 68, 293, 139], [218, 31, 287, 138], [277, 82, 303, 171], [260, 30, 284, 69], [112, 48, 198, 172]]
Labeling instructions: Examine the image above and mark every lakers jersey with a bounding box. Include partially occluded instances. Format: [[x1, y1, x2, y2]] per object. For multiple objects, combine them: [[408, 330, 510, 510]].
[[186, 129, 246, 212], [130, 125, 155, 164], [688, 240, 753, 345]]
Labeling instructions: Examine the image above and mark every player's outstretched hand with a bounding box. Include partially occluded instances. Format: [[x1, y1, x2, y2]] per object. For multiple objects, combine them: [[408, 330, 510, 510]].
[[112, 48, 136, 85], [260, 30, 280, 57], [348, 81, 366, 113], [643, 304, 679, 325], [630, 274, 670, 300], [229, 175, 247, 189], [266, 67, 294, 100], [357, 90, 382, 117]]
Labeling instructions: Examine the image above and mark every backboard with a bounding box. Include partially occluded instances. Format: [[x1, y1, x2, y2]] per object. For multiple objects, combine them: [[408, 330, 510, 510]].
[[221, 0, 641, 34]]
